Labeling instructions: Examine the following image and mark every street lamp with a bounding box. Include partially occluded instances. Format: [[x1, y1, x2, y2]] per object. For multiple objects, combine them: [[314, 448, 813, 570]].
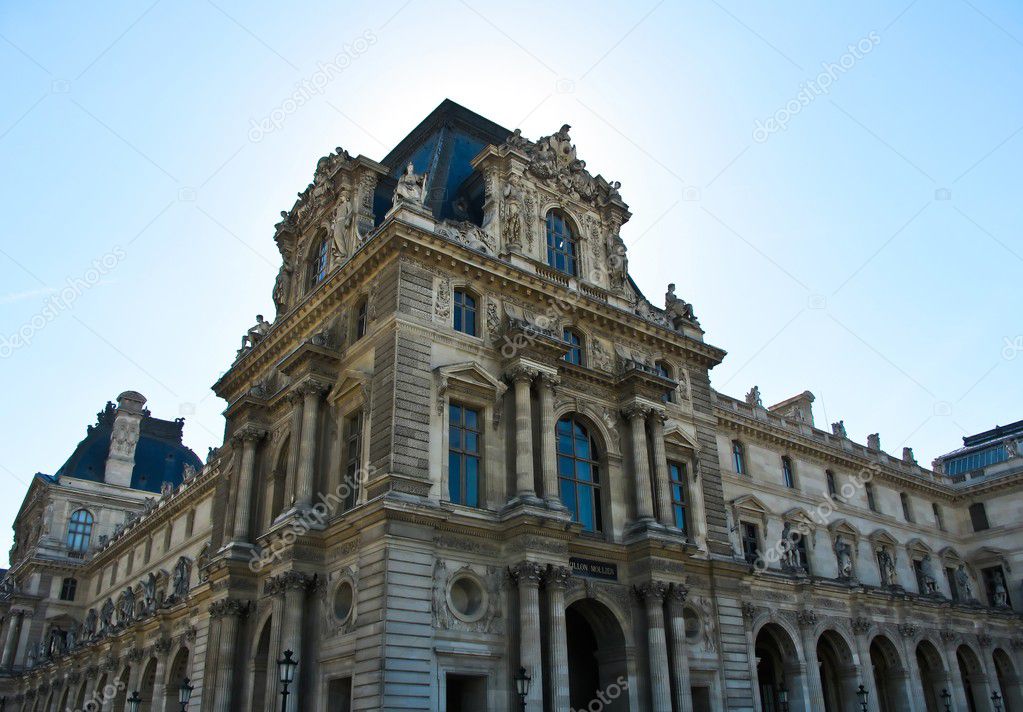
[[857, 684, 869, 712], [940, 688, 952, 712], [126, 691, 142, 712], [178, 677, 194, 711], [277, 649, 298, 712], [779, 683, 789, 712], [513, 666, 532, 711], [991, 691, 1003, 712], [1, 695, 7, 711]]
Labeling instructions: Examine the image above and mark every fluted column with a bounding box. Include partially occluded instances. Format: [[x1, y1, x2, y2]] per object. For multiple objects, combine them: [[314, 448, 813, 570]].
[[209, 599, 247, 712], [295, 382, 326, 510], [277, 572, 310, 712], [648, 412, 674, 528], [537, 372, 564, 509], [798, 610, 826, 712], [636, 580, 672, 712], [667, 585, 693, 712], [624, 405, 655, 522], [231, 428, 265, 543], [544, 565, 571, 711], [284, 391, 304, 512], [1, 609, 23, 668], [509, 367, 538, 501], [511, 561, 545, 711]]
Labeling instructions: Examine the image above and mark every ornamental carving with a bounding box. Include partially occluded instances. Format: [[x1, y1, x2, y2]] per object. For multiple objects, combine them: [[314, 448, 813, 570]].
[[435, 220, 496, 255], [898, 623, 918, 639], [507, 125, 623, 208], [543, 565, 572, 590], [208, 598, 249, 619], [634, 580, 669, 603], [797, 610, 818, 628], [851, 617, 871, 635], [434, 277, 452, 321], [978, 633, 992, 648], [509, 561, 545, 586], [741, 602, 757, 621], [433, 561, 504, 635], [265, 571, 314, 596], [940, 630, 957, 644]]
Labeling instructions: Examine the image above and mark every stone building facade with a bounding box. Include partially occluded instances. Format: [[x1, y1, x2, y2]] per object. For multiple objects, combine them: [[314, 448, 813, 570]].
[[0, 100, 1020, 712]]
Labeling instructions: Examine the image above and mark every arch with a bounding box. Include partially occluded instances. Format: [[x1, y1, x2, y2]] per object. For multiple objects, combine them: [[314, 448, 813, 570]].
[[565, 597, 631, 711], [869, 634, 912, 712], [110, 666, 131, 712], [249, 614, 273, 712], [544, 208, 579, 276], [754, 621, 809, 712], [957, 644, 992, 712], [162, 645, 190, 711], [553, 402, 618, 458], [91, 673, 110, 711], [72, 676, 88, 711], [66, 508, 94, 552], [817, 629, 859, 712], [138, 656, 158, 711], [916, 639, 948, 712], [993, 647, 1023, 712], [57, 687, 70, 712]]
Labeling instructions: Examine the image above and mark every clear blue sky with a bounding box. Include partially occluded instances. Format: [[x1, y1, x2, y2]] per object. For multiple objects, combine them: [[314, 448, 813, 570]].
[[1, 1, 1021, 565]]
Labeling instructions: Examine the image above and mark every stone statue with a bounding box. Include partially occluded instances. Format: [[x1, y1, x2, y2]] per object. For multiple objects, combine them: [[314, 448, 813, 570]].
[[831, 420, 847, 438], [173, 557, 192, 598], [919, 554, 938, 594], [665, 283, 697, 327], [993, 570, 1009, 607], [84, 608, 98, 638], [66, 621, 78, 651], [745, 386, 763, 407], [160, 480, 174, 497], [142, 572, 157, 615], [393, 162, 427, 208], [780, 522, 802, 571], [240, 314, 271, 352], [272, 259, 293, 316], [506, 127, 529, 150], [834, 535, 853, 579], [331, 192, 358, 258], [100, 598, 114, 634], [501, 174, 525, 250], [1006, 439, 1019, 459], [878, 546, 897, 587], [197, 543, 211, 583], [607, 232, 628, 290], [955, 564, 974, 600], [118, 587, 135, 625]]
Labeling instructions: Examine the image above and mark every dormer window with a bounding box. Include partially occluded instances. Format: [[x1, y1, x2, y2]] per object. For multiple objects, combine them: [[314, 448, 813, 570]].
[[545, 210, 577, 276], [307, 236, 329, 290]]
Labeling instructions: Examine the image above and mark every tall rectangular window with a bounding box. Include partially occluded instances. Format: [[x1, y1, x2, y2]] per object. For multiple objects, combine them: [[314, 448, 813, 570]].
[[900, 493, 914, 523], [826, 470, 837, 497], [741, 522, 760, 565], [668, 461, 688, 534], [865, 483, 878, 512], [453, 290, 477, 336], [932, 503, 944, 531], [59, 577, 77, 602], [969, 502, 989, 532], [946, 567, 960, 601], [354, 299, 368, 340], [781, 456, 795, 488], [732, 441, 746, 475], [342, 411, 364, 511], [448, 404, 481, 508]]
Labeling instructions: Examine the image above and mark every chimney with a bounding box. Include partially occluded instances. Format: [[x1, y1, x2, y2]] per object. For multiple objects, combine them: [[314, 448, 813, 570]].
[[104, 391, 146, 487]]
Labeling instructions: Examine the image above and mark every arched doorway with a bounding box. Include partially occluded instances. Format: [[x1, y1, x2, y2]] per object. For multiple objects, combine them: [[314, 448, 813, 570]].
[[817, 630, 859, 712], [994, 648, 1023, 712], [138, 657, 157, 711], [916, 640, 947, 712], [111, 666, 131, 712], [869, 635, 912, 712], [250, 616, 272, 711], [565, 598, 630, 711], [754, 623, 807, 712], [957, 645, 992, 712], [91, 673, 109, 712], [163, 647, 190, 712]]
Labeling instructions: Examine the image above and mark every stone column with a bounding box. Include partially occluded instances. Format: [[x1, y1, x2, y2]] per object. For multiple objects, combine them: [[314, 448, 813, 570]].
[[294, 383, 326, 511], [544, 565, 571, 711], [1, 609, 23, 668], [636, 580, 672, 712], [511, 561, 545, 711], [536, 372, 564, 510], [150, 639, 171, 712], [209, 599, 247, 712], [277, 572, 310, 712], [851, 622, 882, 712], [231, 428, 265, 543], [624, 405, 655, 522], [284, 391, 304, 508], [942, 635, 970, 712], [509, 367, 538, 501], [667, 584, 694, 712], [647, 412, 674, 528], [798, 610, 826, 712]]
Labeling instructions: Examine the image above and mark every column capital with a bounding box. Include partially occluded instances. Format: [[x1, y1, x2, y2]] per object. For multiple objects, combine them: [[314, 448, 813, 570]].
[[265, 570, 315, 596], [851, 616, 871, 635], [634, 580, 669, 603], [543, 565, 572, 590], [537, 371, 561, 389], [153, 636, 172, 656], [208, 598, 250, 619], [667, 582, 689, 604], [230, 426, 267, 446], [295, 377, 331, 397], [506, 364, 539, 383], [897, 622, 918, 639], [509, 561, 545, 586]]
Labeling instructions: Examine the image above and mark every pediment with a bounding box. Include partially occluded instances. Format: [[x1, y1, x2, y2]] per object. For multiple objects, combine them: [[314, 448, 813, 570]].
[[731, 494, 770, 516], [330, 368, 370, 403], [782, 507, 817, 529], [435, 362, 507, 414], [905, 537, 933, 554], [868, 529, 899, 547], [663, 424, 699, 452], [938, 546, 965, 562], [827, 518, 861, 540]]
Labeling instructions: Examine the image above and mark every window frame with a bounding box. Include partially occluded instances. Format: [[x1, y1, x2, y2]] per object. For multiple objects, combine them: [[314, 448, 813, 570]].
[[341, 409, 365, 512], [900, 492, 914, 523], [668, 460, 689, 534], [741, 521, 761, 565], [655, 361, 675, 403], [865, 483, 878, 512], [731, 440, 746, 476], [307, 236, 329, 290], [826, 470, 837, 498], [556, 415, 603, 534], [353, 297, 368, 341], [66, 508, 94, 553], [969, 502, 990, 532], [562, 328, 584, 366], [545, 209, 578, 276], [59, 577, 77, 602], [452, 288, 478, 337], [447, 403, 483, 508], [932, 502, 945, 531], [781, 456, 796, 489]]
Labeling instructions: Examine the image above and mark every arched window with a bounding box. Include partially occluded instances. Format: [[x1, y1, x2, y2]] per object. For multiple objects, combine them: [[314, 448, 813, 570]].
[[453, 289, 477, 336], [563, 328, 583, 366], [731, 440, 746, 475], [556, 416, 602, 533], [656, 361, 675, 403], [66, 509, 94, 553], [545, 210, 577, 276], [307, 236, 329, 290]]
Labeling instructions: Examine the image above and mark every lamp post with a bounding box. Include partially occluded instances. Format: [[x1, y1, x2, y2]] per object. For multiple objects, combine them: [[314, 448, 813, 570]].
[[178, 677, 194, 711], [779, 684, 789, 712], [1, 695, 6, 711], [513, 666, 531, 711], [857, 684, 869, 712], [940, 688, 952, 712], [991, 691, 1003, 712], [277, 649, 298, 712], [126, 691, 142, 712]]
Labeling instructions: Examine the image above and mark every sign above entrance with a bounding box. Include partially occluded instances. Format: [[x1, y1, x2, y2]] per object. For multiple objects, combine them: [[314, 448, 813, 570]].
[[569, 557, 618, 581]]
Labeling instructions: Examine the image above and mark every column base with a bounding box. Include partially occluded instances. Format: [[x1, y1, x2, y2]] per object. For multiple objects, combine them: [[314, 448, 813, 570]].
[[623, 518, 670, 542], [504, 492, 545, 509], [544, 496, 570, 513], [218, 541, 257, 560]]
